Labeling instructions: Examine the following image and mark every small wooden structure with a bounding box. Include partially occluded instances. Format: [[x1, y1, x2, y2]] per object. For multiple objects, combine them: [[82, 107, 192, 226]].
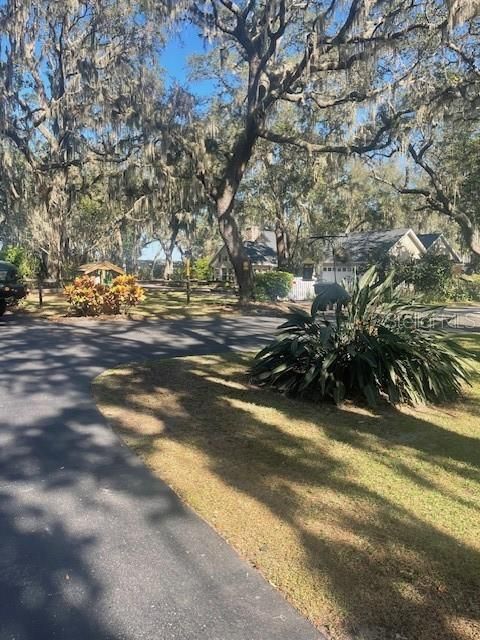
[[78, 261, 125, 284]]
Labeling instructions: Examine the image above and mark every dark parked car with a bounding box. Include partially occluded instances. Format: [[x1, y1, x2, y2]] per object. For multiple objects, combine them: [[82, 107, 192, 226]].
[[0, 261, 27, 316]]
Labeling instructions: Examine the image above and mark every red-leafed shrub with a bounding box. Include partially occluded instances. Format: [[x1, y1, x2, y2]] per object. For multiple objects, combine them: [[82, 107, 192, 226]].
[[65, 274, 144, 317]]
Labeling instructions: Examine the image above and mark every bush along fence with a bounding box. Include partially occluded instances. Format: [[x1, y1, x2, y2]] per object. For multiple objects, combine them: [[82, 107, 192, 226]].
[[254, 271, 294, 302]]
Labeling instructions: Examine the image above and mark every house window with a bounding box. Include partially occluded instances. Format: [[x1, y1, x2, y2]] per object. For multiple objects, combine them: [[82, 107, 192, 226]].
[[327, 267, 332, 272]]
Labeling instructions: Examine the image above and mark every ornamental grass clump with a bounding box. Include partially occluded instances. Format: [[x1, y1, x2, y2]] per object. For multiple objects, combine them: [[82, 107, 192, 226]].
[[251, 267, 471, 406]]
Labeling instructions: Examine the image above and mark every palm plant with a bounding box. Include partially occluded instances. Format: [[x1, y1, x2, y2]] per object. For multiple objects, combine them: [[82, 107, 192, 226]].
[[251, 267, 471, 406]]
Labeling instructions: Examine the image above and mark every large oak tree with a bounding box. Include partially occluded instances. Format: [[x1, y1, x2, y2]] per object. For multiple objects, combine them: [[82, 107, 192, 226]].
[[173, 0, 468, 299]]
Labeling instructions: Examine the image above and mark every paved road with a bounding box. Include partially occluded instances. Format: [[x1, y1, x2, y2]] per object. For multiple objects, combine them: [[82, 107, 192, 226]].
[[0, 313, 321, 640], [445, 304, 480, 330]]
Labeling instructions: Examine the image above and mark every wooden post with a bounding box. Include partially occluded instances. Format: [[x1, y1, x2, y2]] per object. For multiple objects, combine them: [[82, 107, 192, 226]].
[[38, 279, 43, 307], [185, 250, 192, 305]]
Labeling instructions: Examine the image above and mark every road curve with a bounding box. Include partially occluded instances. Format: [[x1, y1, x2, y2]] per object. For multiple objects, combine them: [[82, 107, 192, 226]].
[[0, 313, 321, 640]]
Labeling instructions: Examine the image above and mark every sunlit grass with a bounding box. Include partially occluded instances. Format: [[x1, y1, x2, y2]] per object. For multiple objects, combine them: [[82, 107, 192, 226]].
[[21, 288, 239, 319], [93, 336, 480, 640]]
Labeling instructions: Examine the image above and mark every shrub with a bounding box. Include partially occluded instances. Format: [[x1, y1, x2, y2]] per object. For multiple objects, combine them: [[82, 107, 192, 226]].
[[0, 245, 38, 278], [172, 263, 186, 281], [64, 276, 106, 316], [251, 267, 470, 407], [255, 271, 294, 301], [412, 254, 454, 300], [448, 276, 480, 302], [108, 275, 145, 314], [192, 256, 212, 281], [65, 274, 144, 316], [377, 254, 459, 301]]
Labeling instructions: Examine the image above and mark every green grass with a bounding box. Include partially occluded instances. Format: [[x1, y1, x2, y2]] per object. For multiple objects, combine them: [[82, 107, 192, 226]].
[[135, 289, 239, 318], [21, 288, 289, 319], [21, 288, 240, 319], [93, 334, 480, 640]]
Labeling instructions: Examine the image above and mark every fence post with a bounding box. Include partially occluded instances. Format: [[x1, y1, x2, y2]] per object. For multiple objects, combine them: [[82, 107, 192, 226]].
[[38, 279, 43, 307]]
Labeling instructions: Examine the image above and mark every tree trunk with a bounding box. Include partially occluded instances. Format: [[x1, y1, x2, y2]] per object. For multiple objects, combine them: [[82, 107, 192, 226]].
[[162, 233, 178, 280], [214, 116, 260, 300], [454, 212, 480, 256], [275, 219, 289, 270], [150, 251, 162, 279], [217, 220, 254, 301], [163, 248, 174, 279], [217, 203, 255, 302]]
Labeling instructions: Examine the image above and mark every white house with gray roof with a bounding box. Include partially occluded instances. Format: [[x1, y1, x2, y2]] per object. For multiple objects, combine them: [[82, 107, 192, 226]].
[[417, 233, 462, 263], [210, 226, 462, 292], [319, 228, 444, 284], [210, 227, 277, 281]]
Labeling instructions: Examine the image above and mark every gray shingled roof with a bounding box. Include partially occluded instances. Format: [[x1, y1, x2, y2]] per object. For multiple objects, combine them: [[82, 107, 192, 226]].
[[333, 229, 412, 263], [244, 241, 277, 265], [417, 233, 442, 249], [417, 232, 461, 262]]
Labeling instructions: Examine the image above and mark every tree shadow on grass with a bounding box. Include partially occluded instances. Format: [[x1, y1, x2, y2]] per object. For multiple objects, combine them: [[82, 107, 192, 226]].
[[96, 353, 480, 640]]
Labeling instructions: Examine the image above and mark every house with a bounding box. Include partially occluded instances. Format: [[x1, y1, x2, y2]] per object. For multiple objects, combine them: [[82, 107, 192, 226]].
[[319, 229, 427, 283], [211, 226, 463, 290], [417, 233, 462, 263], [319, 229, 463, 283], [210, 227, 278, 281]]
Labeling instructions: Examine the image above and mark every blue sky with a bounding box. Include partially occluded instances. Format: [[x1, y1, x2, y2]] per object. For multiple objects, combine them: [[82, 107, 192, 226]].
[[160, 23, 215, 97]]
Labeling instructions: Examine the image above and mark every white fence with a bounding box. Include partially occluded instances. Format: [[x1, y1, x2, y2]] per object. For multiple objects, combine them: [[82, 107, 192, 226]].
[[288, 277, 316, 301]]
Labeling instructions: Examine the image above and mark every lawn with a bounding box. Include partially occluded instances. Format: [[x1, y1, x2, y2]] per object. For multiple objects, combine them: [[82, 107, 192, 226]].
[[21, 288, 240, 319], [93, 336, 480, 640]]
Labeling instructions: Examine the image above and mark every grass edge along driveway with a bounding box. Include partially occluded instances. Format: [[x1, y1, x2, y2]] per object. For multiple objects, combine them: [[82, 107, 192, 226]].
[[93, 335, 480, 640]]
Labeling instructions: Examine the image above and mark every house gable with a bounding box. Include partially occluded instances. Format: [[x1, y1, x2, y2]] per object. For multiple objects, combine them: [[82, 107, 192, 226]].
[[418, 233, 461, 262], [388, 229, 426, 261], [322, 228, 425, 268]]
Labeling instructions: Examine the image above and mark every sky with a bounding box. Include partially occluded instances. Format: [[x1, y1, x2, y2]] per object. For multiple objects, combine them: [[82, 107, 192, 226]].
[[160, 23, 215, 96]]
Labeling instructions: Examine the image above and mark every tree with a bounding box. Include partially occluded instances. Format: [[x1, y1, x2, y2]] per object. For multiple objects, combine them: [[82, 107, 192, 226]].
[[385, 131, 480, 256], [0, 0, 173, 279], [239, 130, 322, 271], [371, 7, 480, 254], [0, 143, 30, 246], [241, 141, 413, 273], [177, 0, 457, 300]]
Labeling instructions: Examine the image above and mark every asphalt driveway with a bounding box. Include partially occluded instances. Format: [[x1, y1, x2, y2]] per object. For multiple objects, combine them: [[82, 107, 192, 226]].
[[0, 314, 321, 640]]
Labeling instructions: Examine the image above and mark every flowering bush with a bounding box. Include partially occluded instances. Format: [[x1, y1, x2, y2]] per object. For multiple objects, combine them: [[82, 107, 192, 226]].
[[64, 276, 106, 316], [65, 274, 144, 316]]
